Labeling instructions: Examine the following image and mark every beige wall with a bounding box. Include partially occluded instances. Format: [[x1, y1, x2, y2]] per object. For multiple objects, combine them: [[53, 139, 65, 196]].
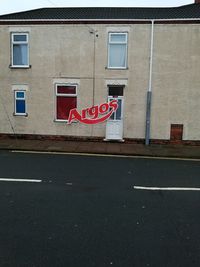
[[152, 24, 200, 140], [0, 23, 200, 140]]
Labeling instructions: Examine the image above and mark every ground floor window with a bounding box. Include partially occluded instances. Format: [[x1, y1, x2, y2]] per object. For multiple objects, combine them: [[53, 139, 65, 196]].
[[14, 90, 26, 115], [56, 84, 77, 121]]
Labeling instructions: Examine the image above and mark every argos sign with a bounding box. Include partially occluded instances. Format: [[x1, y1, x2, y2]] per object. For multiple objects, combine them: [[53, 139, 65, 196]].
[[68, 100, 118, 124]]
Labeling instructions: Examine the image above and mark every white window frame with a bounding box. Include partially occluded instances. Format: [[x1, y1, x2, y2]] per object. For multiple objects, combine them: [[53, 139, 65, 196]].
[[14, 90, 27, 116], [55, 84, 78, 122], [107, 32, 128, 69], [11, 33, 29, 68]]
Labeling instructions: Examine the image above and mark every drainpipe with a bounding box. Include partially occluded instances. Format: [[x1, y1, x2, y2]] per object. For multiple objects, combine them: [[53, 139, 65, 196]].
[[145, 20, 154, 145], [89, 28, 98, 106]]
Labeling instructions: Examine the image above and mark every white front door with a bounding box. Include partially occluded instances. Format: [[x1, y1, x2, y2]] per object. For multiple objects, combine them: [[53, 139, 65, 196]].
[[106, 96, 124, 141]]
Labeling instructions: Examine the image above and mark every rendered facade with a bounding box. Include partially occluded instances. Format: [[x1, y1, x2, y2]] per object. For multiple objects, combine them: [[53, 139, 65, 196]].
[[0, 1, 200, 144]]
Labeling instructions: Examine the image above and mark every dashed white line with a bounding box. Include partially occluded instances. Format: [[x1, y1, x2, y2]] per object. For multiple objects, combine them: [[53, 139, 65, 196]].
[[134, 186, 200, 191], [0, 178, 42, 183]]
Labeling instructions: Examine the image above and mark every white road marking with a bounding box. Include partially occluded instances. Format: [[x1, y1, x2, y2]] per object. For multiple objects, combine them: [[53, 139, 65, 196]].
[[11, 150, 200, 161], [0, 178, 42, 183], [134, 186, 200, 191]]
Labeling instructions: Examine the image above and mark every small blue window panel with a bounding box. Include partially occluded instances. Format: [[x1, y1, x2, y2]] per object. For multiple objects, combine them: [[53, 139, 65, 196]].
[[16, 100, 25, 114], [16, 92, 25, 98], [15, 91, 26, 115]]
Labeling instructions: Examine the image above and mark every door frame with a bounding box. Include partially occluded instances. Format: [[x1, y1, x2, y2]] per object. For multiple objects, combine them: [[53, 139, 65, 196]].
[[105, 95, 124, 141]]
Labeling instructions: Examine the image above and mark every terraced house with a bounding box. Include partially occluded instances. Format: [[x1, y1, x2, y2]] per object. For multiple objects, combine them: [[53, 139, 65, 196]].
[[0, 0, 200, 145]]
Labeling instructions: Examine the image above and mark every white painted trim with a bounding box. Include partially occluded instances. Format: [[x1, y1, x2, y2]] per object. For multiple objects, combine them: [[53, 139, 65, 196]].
[[53, 78, 80, 85], [0, 178, 42, 183], [107, 32, 128, 69], [107, 67, 128, 70], [11, 32, 29, 68], [12, 84, 29, 91], [134, 186, 200, 191], [54, 83, 78, 122], [105, 79, 128, 86], [14, 90, 27, 116], [106, 94, 124, 140], [10, 65, 30, 68]]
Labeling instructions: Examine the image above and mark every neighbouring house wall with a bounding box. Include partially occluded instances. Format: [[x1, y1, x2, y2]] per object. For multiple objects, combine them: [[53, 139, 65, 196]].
[[151, 24, 200, 140], [0, 23, 200, 141]]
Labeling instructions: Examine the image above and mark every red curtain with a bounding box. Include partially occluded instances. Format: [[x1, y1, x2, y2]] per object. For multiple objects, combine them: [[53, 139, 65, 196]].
[[57, 96, 77, 120], [57, 86, 76, 94]]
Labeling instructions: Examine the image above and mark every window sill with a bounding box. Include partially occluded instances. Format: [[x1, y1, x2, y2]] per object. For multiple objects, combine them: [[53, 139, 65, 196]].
[[105, 66, 128, 70], [9, 65, 31, 69], [54, 119, 77, 124], [54, 119, 68, 123], [13, 113, 28, 117]]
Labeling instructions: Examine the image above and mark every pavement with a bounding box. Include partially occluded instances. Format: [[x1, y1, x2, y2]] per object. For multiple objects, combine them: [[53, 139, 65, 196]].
[[0, 137, 199, 159]]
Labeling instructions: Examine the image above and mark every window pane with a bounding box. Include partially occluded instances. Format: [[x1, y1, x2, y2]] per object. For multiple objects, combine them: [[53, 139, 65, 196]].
[[116, 99, 122, 120], [57, 86, 76, 94], [13, 44, 28, 65], [108, 98, 115, 120], [108, 86, 123, 96], [110, 111, 115, 120], [109, 98, 122, 121], [110, 34, 126, 43], [16, 92, 25, 98], [14, 35, 27, 42], [57, 96, 77, 120], [109, 44, 126, 68], [16, 99, 25, 114]]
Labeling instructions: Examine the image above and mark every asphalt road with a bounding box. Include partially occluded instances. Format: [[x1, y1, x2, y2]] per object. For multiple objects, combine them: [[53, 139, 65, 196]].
[[0, 150, 200, 267]]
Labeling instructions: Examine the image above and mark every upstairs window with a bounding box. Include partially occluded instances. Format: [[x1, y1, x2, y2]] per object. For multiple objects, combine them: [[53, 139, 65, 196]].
[[14, 91, 26, 116], [108, 32, 128, 69], [11, 33, 29, 67], [56, 85, 77, 121]]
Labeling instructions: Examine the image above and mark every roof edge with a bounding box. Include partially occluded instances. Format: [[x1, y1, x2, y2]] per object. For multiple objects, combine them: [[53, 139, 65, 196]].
[[1, 17, 200, 22]]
